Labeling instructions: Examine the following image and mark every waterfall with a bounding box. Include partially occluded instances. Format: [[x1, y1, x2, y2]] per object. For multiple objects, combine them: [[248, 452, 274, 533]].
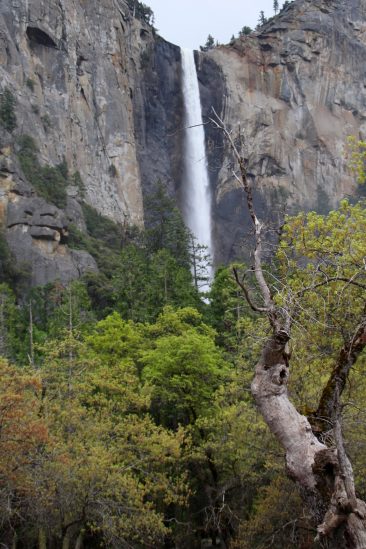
[[181, 48, 213, 292]]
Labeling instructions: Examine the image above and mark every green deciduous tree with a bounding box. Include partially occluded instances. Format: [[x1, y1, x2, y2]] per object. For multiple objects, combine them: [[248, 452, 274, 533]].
[[347, 136, 366, 184], [142, 306, 229, 427], [211, 111, 366, 547], [3, 320, 189, 548], [0, 359, 47, 545]]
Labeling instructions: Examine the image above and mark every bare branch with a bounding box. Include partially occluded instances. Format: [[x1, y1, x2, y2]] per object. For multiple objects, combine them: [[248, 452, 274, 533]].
[[295, 276, 366, 298], [210, 109, 278, 329], [313, 319, 366, 432], [232, 267, 268, 313]]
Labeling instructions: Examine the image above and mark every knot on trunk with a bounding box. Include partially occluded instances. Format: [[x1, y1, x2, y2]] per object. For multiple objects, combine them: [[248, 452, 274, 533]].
[[252, 363, 289, 398], [271, 363, 289, 386], [313, 448, 339, 502], [260, 331, 290, 368], [275, 330, 291, 344], [252, 332, 291, 398]]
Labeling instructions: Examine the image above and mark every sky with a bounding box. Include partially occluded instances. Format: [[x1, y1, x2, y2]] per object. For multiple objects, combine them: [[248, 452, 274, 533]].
[[146, 0, 277, 50]]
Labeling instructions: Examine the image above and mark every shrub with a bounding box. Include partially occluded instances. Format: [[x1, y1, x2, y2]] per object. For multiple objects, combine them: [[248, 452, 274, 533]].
[[17, 135, 68, 209], [0, 231, 30, 291], [41, 114, 51, 131], [26, 78, 35, 92], [81, 203, 124, 250], [0, 88, 17, 132], [126, 0, 154, 25]]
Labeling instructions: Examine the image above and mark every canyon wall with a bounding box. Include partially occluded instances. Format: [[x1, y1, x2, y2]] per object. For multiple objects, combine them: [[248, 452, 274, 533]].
[[1, 0, 366, 284], [201, 0, 366, 263]]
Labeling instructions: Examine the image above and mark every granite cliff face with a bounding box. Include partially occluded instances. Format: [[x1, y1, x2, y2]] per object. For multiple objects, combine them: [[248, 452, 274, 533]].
[[0, 0, 151, 285], [0, 0, 366, 285], [201, 0, 366, 263]]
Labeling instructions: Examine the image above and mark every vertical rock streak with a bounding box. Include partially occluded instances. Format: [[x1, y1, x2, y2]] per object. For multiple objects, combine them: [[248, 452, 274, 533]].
[[181, 48, 213, 289]]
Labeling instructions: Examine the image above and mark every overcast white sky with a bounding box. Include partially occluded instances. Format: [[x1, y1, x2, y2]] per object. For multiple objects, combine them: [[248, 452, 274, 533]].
[[146, 0, 278, 50]]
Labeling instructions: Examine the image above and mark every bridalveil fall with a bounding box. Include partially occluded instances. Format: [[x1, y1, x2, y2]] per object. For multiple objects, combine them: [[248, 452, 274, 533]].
[[181, 48, 213, 290]]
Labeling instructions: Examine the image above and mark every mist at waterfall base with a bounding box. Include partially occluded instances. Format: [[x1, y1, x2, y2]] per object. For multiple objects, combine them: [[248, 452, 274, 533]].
[[181, 48, 213, 294]]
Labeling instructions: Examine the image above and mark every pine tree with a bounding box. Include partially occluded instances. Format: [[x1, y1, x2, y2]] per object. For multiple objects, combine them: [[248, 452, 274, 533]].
[[258, 10, 267, 27], [239, 26, 253, 36], [200, 34, 215, 51], [188, 235, 211, 292], [273, 0, 279, 14]]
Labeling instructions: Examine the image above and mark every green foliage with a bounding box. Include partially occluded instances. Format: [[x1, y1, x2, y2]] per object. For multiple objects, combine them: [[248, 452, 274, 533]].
[[41, 113, 51, 131], [257, 10, 267, 27], [144, 180, 191, 267], [26, 78, 35, 91], [208, 265, 248, 350], [16, 136, 83, 208], [0, 328, 188, 548], [0, 230, 30, 292], [86, 311, 144, 366], [346, 136, 366, 183], [239, 26, 253, 36], [81, 202, 124, 250], [281, 0, 293, 10], [126, 0, 154, 25], [4, 136, 366, 547], [67, 222, 127, 315], [200, 34, 215, 51], [69, 181, 203, 321], [233, 476, 314, 549], [189, 235, 211, 292], [0, 88, 17, 132], [0, 231, 19, 285], [142, 307, 229, 427], [17, 135, 68, 208], [192, 368, 280, 543], [276, 200, 366, 410], [0, 284, 23, 360], [111, 245, 201, 322]]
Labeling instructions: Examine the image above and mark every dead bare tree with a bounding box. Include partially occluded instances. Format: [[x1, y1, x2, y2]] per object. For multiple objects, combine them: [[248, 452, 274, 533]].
[[210, 110, 366, 548]]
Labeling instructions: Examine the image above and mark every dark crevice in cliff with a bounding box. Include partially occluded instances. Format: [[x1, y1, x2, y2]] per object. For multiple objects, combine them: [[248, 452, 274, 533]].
[[134, 37, 184, 206], [26, 27, 58, 49], [195, 52, 226, 266]]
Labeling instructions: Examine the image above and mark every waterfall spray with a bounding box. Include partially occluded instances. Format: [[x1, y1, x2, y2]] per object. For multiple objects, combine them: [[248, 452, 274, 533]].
[[181, 48, 213, 292]]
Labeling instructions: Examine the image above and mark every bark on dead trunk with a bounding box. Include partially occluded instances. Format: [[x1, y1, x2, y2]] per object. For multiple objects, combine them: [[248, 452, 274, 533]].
[[251, 332, 326, 489], [211, 111, 366, 548], [251, 331, 366, 548]]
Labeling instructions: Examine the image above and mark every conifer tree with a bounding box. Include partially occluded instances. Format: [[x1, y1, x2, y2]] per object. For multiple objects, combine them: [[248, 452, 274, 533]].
[[258, 10, 267, 27]]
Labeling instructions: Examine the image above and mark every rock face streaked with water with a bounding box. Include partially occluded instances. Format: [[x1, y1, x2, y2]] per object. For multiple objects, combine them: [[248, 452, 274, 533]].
[[201, 0, 366, 264]]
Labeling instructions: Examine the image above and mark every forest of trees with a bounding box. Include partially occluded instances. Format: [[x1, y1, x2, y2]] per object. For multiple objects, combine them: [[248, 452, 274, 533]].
[[0, 0, 365, 546], [0, 129, 366, 547]]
